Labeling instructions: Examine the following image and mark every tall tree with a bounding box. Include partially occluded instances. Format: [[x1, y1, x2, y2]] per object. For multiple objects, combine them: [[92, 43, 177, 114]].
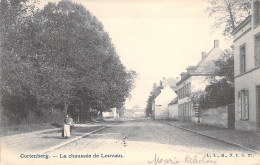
[[0, 0, 136, 124], [190, 49, 235, 109], [145, 83, 162, 117], [0, 0, 39, 124], [206, 0, 251, 36], [214, 49, 234, 83]]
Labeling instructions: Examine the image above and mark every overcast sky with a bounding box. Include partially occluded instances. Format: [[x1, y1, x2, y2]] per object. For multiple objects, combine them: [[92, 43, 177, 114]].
[[39, 0, 232, 109]]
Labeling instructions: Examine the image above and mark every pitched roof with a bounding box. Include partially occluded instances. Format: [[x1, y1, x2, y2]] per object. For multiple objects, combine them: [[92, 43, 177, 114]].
[[168, 97, 178, 105], [193, 48, 222, 74], [231, 15, 251, 35], [176, 43, 222, 86]]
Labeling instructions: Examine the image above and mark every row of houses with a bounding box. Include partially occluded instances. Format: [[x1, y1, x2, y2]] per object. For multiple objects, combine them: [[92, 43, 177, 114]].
[[152, 0, 260, 132]]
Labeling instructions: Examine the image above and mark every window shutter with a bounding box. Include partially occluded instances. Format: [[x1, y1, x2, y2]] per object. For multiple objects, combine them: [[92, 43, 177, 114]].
[[254, 1, 257, 25], [257, 1, 260, 26], [188, 83, 190, 95], [186, 103, 188, 116], [256, 36, 260, 66], [254, 1, 260, 26], [184, 86, 186, 97], [238, 91, 242, 120], [189, 83, 191, 95], [186, 84, 188, 96], [240, 47, 244, 73], [184, 104, 186, 116], [255, 1, 260, 25], [245, 89, 249, 120], [189, 102, 192, 116], [244, 46, 246, 72]]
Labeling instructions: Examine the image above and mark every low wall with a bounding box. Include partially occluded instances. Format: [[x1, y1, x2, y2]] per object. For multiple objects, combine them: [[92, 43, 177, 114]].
[[168, 104, 178, 120], [199, 106, 228, 128], [155, 102, 169, 120]]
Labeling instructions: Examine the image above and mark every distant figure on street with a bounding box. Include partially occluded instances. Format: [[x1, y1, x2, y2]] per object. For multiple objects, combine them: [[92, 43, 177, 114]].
[[62, 114, 72, 138], [68, 115, 74, 132]]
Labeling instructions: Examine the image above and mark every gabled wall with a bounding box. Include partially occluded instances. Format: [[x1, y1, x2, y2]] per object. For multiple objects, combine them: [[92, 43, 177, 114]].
[[154, 86, 177, 119]]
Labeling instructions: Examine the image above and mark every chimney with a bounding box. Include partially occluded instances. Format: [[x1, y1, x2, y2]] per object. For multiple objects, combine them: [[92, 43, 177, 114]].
[[180, 72, 187, 80], [214, 40, 219, 48], [201, 52, 207, 59], [162, 77, 167, 87], [186, 66, 197, 73], [176, 77, 180, 82]]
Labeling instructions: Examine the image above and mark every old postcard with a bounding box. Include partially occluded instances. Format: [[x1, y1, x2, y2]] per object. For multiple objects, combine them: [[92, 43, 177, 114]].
[[0, 0, 260, 165]]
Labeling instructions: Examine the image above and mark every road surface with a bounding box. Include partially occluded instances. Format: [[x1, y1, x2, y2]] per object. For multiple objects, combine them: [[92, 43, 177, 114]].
[[2, 119, 259, 165]]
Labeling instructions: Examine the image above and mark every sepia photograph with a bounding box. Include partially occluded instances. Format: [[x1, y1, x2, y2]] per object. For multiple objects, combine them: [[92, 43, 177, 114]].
[[0, 0, 260, 164]]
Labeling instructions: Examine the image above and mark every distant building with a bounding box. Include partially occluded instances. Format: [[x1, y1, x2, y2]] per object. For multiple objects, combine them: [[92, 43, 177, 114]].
[[231, 0, 260, 131], [125, 108, 145, 118], [102, 108, 118, 118], [176, 40, 223, 122], [153, 78, 177, 119]]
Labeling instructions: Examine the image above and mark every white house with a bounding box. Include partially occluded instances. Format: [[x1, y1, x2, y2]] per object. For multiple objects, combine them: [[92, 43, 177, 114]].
[[125, 108, 145, 118], [153, 83, 177, 120], [176, 40, 223, 122], [168, 97, 178, 120], [102, 107, 118, 118], [231, 0, 260, 131]]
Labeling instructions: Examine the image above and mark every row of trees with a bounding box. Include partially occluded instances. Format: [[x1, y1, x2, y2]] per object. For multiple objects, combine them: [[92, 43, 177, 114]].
[[145, 83, 163, 117], [0, 0, 136, 125]]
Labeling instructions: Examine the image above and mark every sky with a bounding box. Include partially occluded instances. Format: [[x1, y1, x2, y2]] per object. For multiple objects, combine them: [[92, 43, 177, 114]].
[[39, 0, 232, 109]]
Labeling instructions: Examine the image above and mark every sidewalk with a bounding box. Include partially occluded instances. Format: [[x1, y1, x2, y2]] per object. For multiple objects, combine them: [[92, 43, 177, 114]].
[[159, 120, 260, 153], [1, 120, 118, 154]]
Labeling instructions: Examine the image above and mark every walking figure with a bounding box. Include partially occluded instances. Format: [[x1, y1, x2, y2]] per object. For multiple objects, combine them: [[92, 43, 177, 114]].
[[62, 114, 72, 138]]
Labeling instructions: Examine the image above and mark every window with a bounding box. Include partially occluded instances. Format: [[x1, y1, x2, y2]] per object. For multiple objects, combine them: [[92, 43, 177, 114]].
[[183, 85, 187, 97], [254, 1, 260, 26], [189, 102, 192, 116], [255, 35, 260, 66], [240, 45, 246, 73], [238, 89, 249, 120], [188, 83, 191, 95], [179, 83, 191, 99]]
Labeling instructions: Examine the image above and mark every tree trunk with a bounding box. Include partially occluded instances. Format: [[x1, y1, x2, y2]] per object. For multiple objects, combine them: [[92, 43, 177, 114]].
[[64, 101, 69, 114], [227, 4, 236, 31], [90, 109, 93, 121]]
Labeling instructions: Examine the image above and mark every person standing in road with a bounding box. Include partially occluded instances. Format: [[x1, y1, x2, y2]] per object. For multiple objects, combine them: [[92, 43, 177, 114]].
[[68, 115, 74, 133], [63, 114, 71, 138]]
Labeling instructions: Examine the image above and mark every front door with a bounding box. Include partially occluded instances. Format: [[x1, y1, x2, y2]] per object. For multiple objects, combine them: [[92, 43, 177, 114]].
[[257, 86, 260, 130]]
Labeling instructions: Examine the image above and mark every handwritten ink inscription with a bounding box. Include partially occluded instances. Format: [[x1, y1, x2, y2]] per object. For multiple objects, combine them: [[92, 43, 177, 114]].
[[148, 154, 217, 165]]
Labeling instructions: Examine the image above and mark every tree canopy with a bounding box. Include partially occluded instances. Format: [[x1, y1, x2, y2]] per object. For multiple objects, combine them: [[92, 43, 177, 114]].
[[145, 83, 162, 117], [214, 49, 234, 83], [206, 0, 251, 36], [0, 0, 136, 124], [189, 49, 234, 109]]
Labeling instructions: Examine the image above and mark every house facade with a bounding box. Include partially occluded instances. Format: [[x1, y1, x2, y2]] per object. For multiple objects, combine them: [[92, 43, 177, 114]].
[[176, 40, 223, 122], [232, 0, 260, 131], [153, 80, 177, 119], [125, 108, 145, 118], [102, 107, 118, 118], [168, 97, 178, 120]]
